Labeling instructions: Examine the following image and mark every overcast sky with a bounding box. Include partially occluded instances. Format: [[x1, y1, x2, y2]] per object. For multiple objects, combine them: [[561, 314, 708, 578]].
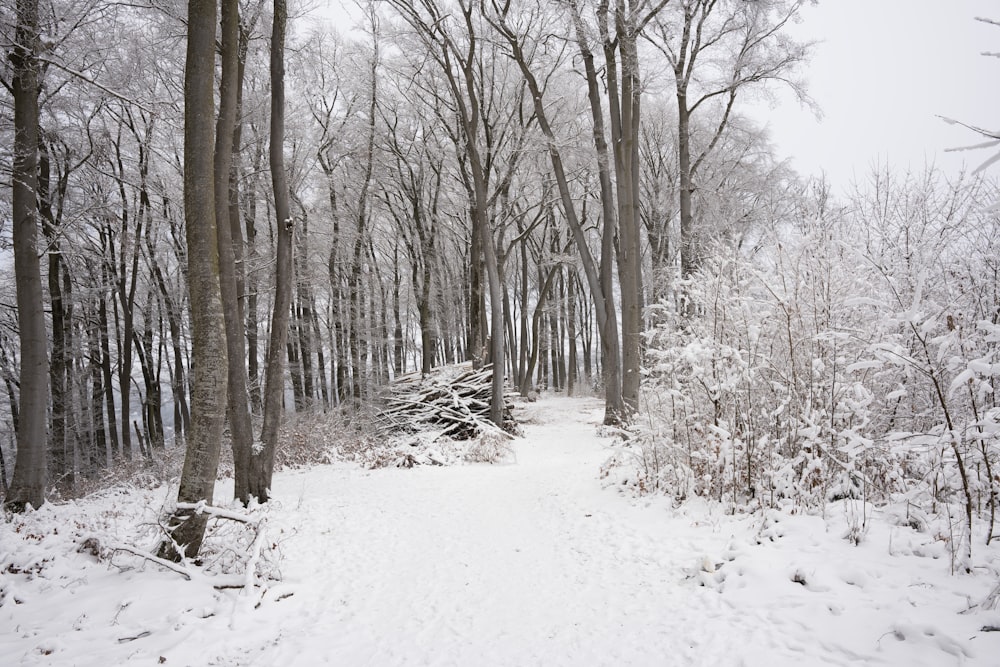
[[754, 0, 999, 189]]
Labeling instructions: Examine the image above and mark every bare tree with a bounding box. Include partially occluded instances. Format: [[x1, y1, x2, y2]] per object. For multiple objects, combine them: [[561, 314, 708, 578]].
[[650, 0, 812, 280], [250, 0, 293, 502], [378, 107, 445, 376], [567, 0, 667, 414], [942, 16, 1000, 177], [4, 0, 49, 512], [158, 0, 229, 560], [214, 0, 256, 505]]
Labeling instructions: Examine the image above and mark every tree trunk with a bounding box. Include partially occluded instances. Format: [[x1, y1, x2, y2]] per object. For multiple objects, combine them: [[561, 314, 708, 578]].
[[347, 34, 379, 402], [216, 0, 255, 505], [87, 307, 107, 473], [98, 259, 119, 460], [480, 209, 505, 426], [677, 97, 695, 281], [109, 129, 143, 462], [516, 216, 530, 392], [133, 112, 161, 454], [298, 293, 316, 406], [392, 242, 405, 377], [567, 270, 578, 395], [132, 311, 163, 453], [243, 117, 263, 413], [5, 0, 48, 512], [310, 298, 330, 407], [468, 209, 486, 368], [148, 208, 189, 445], [606, 0, 643, 413], [287, 322, 305, 410], [158, 0, 229, 560], [251, 0, 293, 503], [39, 140, 70, 485]]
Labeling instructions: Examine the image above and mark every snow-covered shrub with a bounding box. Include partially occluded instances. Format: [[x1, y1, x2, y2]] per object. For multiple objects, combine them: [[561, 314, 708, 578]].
[[463, 430, 516, 464], [635, 227, 883, 512], [66, 445, 188, 499], [277, 408, 364, 469], [630, 168, 1000, 560]]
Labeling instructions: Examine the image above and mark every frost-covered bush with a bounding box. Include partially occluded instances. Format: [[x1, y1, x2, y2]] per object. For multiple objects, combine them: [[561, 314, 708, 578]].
[[464, 431, 516, 464], [628, 168, 1000, 562]]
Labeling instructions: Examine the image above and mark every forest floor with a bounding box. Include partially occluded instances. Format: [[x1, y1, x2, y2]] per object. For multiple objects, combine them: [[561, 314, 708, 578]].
[[3, 395, 1000, 666]]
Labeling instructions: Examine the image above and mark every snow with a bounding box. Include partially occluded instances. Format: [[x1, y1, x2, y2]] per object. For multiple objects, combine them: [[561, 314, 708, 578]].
[[3, 395, 1000, 666]]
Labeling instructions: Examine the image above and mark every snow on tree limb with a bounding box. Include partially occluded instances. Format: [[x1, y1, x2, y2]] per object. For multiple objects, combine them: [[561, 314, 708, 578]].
[[175, 501, 262, 525], [111, 543, 193, 580]]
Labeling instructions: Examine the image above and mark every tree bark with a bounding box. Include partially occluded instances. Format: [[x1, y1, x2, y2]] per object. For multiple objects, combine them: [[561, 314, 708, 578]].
[[158, 0, 229, 560], [251, 0, 293, 503], [97, 252, 119, 461], [567, 270, 578, 395], [39, 139, 70, 485], [677, 95, 696, 280], [606, 0, 643, 413], [5, 0, 48, 512], [216, 0, 255, 505]]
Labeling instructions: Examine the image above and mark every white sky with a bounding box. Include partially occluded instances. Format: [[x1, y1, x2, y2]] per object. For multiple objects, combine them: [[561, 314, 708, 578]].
[[313, 0, 999, 189], [755, 0, 999, 189]]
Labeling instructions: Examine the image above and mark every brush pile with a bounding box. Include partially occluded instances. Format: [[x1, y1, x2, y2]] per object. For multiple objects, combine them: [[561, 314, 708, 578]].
[[379, 363, 517, 440], [365, 363, 518, 467]]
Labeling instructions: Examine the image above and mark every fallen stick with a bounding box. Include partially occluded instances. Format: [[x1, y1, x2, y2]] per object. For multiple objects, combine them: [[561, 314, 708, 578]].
[[111, 543, 192, 580]]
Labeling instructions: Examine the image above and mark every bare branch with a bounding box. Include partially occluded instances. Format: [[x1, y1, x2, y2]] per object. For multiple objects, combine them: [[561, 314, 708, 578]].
[[175, 501, 263, 525], [111, 543, 193, 580], [37, 55, 154, 113]]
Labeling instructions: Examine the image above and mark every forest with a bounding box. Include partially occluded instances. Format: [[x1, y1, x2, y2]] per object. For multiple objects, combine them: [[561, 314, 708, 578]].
[[1, 0, 999, 574]]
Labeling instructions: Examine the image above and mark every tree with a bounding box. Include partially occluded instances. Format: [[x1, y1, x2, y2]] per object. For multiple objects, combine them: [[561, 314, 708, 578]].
[[215, 0, 256, 506], [4, 0, 49, 512], [637, 100, 679, 306], [249, 0, 293, 502], [378, 107, 445, 376], [651, 0, 812, 280], [567, 0, 667, 415], [158, 0, 229, 560]]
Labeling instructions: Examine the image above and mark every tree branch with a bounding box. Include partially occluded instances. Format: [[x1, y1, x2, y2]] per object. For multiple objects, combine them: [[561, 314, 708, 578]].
[[37, 56, 154, 113]]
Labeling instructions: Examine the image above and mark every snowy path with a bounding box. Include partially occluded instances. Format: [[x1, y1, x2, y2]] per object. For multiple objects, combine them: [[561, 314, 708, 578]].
[[258, 396, 742, 666], [4, 395, 1000, 666], [216, 396, 996, 667]]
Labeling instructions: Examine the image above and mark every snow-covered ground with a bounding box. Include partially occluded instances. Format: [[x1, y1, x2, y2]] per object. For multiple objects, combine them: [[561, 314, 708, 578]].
[[3, 395, 1000, 666]]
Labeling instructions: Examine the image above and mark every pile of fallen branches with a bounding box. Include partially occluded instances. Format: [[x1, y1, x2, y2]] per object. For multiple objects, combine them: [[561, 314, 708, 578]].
[[372, 364, 518, 464]]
